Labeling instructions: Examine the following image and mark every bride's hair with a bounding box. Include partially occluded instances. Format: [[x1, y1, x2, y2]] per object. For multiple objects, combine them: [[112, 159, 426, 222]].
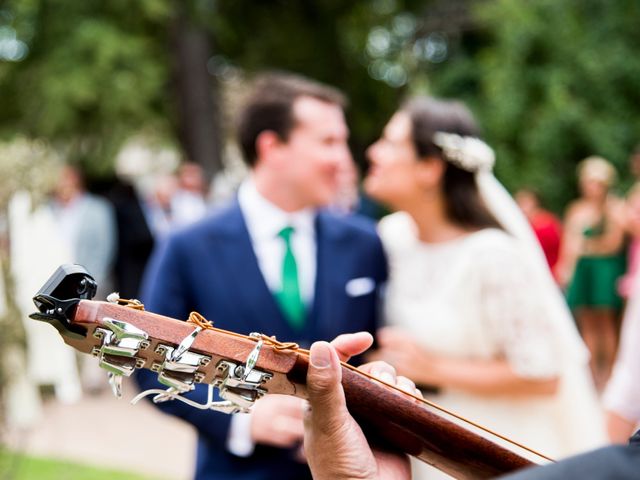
[[402, 97, 503, 231]]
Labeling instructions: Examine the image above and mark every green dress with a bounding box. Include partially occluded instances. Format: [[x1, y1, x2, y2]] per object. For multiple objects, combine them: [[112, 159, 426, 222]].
[[566, 223, 626, 311]]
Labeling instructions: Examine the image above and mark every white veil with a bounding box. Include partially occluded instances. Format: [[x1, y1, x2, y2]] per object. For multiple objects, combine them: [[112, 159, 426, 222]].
[[475, 171, 590, 366], [431, 131, 603, 451], [432, 131, 589, 366]]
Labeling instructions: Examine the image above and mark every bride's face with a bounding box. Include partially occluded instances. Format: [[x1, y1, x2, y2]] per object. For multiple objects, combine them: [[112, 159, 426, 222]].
[[364, 112, 430, 207]]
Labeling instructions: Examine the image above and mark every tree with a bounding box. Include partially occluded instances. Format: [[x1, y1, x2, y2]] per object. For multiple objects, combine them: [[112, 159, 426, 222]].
[[0, 0, 223, 179], [430, 0, 640, 210], [210, 0, 418, 165], [1, 0, 425, 178]]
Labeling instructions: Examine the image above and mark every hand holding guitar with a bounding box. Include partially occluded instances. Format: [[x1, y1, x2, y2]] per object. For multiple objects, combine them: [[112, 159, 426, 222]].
[[305, 335, 416, 480]]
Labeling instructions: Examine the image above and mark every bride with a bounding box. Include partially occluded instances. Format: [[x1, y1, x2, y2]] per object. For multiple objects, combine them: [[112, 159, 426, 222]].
[[364, 97, 605, 478]]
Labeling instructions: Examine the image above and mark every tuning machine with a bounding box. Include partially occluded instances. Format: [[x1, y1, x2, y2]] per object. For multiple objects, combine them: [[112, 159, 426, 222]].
[[91, 318, 149, 398]]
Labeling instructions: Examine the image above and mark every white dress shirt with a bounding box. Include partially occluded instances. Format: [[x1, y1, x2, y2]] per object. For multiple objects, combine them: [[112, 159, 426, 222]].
[[227, 177, 317, 456], [237, 177, 316, 304]]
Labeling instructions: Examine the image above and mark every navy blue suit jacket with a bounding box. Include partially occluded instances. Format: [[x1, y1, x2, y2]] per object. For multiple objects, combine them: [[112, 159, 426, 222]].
[[502, 430, 640, 479], [136, 200, 387, 480]]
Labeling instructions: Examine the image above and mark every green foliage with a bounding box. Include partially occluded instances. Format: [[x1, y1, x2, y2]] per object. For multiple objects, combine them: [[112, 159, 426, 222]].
[[429, 0, 640, 211], [0, 0, 173, 175], [2, 0, 639, 206], [210, 0, 412, 162]]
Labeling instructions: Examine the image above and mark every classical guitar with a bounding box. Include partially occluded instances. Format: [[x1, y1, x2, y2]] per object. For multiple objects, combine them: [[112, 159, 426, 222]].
[[30, 265, 551, 479]]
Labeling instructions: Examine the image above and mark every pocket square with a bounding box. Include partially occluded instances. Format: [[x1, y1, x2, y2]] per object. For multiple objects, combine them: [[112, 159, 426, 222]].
[[345, 277, 375, 297]]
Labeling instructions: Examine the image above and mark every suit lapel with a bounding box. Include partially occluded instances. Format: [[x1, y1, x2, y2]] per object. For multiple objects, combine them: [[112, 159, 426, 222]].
[[307, 211, 345, 340], [212, 202, 293, 337]]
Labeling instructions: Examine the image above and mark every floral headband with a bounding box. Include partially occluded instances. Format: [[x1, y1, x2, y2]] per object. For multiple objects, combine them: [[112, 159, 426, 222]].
[[432, 132, 495, 173]]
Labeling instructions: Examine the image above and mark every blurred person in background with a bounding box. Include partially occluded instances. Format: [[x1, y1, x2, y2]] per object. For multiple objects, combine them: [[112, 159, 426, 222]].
[[107, 177, 156, 300], [142, 173, 178, 239], [136, 72, 387, 480], [515, 188, 562, 276], [617, 183, 640, 300], [51, 164, 117, 297], [50, 164, 117, 391], [604, 182, 640, 443], [603, 259, 640, 443], [555, 157, 626, 390], [171, 161, 208, 227], [363, 97, 603, 478]]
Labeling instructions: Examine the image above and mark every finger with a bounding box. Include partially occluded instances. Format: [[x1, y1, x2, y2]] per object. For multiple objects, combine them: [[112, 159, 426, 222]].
[[361, 360, 397, 386], [330, 331, 374, 362], [396, 376, 421, 397], [305, 341, 347, 428]]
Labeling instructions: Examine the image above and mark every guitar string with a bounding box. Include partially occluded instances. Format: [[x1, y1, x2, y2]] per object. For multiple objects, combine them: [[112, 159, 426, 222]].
[[185, 311, 555, 463], [108, 301, 553, 463]]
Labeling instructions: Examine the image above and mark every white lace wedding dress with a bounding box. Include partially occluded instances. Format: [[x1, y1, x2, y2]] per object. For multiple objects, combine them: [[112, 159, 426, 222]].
[[379, 212, 605, 479]]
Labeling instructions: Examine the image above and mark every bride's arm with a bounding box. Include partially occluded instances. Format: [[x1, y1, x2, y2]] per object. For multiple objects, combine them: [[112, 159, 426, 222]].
[[369, 327, 558, 396]]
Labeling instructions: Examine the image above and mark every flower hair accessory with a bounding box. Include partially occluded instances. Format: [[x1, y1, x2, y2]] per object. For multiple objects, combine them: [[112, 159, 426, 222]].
[[432, 132, 495, 173]]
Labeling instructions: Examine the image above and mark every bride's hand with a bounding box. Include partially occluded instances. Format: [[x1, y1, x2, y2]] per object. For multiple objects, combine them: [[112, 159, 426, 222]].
[[367, 327, 443, 387]]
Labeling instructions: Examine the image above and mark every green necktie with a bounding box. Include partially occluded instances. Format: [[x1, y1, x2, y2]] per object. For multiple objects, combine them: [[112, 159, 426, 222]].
[[275, 226, 305, 329]]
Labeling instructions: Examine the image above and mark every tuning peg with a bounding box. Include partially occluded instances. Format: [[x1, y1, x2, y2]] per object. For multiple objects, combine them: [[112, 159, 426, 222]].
[[108, 372, 124, 399]]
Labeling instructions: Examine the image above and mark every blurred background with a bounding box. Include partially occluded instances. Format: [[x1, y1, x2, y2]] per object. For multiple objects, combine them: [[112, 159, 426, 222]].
[[1, 0, 640, 478]]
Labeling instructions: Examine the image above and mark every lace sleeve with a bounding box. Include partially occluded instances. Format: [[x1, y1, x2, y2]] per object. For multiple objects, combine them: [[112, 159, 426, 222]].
[[478, 237, 561, 379]]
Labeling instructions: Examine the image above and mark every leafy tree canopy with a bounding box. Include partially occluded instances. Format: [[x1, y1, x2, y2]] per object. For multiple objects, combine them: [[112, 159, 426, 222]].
[[431, 0, 640, 210], [0, 0, 173, 175], [1, 0, 639, 213]]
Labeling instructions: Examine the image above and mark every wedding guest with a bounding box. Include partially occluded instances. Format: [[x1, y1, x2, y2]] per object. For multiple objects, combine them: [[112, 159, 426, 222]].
[[515, 188, 562, 275], [616, 183, 640, 299], [556, 156, 626, 389], [51, 165, 117, 296], [171, 162, 208, 227]]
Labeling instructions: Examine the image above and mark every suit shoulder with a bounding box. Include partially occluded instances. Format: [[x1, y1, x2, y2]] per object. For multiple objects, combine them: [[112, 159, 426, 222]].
[[169, 201, 240, 243]]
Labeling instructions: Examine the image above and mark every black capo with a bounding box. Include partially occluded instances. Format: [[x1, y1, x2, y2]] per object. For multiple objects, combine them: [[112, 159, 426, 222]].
[[30, 264, 97, 339]]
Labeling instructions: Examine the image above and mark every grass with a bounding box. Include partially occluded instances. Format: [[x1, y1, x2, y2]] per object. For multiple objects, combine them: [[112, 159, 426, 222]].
[[0, 450, 161, 480]]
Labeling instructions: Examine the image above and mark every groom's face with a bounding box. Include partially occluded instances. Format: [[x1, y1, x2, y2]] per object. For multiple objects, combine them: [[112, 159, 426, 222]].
[[279, 96, 352, 208]]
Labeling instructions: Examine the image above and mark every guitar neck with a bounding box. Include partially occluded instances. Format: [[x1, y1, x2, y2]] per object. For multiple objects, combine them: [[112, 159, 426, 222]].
[[290, 355, 538, 479], [59, 300, 541, 479]]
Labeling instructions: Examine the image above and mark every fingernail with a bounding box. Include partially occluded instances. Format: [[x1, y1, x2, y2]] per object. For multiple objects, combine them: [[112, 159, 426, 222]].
[[310, 342, 331, 368]]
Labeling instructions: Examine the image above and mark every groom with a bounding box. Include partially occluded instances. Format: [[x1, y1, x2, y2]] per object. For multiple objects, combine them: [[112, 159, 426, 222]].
[[136, 72, 388, 480]]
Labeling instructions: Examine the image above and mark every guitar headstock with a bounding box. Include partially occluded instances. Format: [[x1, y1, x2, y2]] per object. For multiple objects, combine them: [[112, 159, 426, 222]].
[[31, 265, 304, 414]]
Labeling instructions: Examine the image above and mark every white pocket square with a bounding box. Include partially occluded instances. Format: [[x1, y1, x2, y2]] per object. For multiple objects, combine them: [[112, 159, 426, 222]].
[[345, 277, 375, 297]]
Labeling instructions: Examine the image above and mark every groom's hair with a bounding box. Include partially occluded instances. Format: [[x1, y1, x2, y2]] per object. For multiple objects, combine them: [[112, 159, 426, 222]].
[[237, 72, 347, 167]]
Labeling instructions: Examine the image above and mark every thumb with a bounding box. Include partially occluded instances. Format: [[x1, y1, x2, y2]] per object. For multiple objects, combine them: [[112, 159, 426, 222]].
[[306, 341, 346, 425]]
